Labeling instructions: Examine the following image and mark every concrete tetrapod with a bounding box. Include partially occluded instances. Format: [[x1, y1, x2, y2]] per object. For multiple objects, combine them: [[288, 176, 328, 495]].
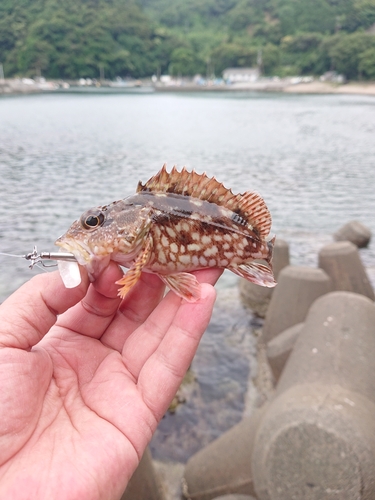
[[266, 322, 304, 382], [318, 241, 374, 300], [212, 496, 257, 500], [261, 266, 332, 343], [120, 448, 164, 500], [239, 239, 290, 317], [183, 405, 268, 500], [252, 292, 375, 500], [334, 220, 371, 248]]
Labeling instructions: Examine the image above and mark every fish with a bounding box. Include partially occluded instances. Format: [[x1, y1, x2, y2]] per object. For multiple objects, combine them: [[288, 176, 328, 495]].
[[55, 165, 276, 302]]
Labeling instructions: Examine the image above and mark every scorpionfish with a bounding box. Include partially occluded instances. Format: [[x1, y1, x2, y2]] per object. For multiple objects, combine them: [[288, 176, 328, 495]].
[[56, 165, 276, 301]]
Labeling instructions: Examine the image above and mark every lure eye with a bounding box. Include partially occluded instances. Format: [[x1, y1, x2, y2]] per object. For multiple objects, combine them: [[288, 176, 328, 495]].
[[80, 210, 105, 230]]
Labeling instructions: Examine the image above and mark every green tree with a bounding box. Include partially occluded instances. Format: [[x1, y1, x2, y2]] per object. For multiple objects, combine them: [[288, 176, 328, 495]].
[[168, 47, 203, 75], [279, 32, 327, 74], [2, 0, 375, 80], [326, 32, 375, 78], [353, 0, 375, 28], [1, 0, 162, 78], [272, 0, 336, 35], [358, 47, 375, 78], [17, 39, 53, 75], [262, 43, 280, 74], [226, 0, 264, 30], [211, 43, 257, 73]]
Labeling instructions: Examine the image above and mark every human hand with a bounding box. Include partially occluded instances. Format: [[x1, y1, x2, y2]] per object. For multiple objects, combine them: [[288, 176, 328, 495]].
[[0, 263, 222, 500]]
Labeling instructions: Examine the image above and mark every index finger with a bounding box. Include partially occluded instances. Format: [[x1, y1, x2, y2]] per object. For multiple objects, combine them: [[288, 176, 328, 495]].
[[56, 263, 166, 342], [0, 270, 89, 350], [100, 267, 223, 353]]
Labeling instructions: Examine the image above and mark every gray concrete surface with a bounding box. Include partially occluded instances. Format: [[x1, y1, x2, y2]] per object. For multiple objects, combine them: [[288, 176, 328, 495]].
[[318, 241, 374, 300], [334, 220, 371, 248], [212, 496, 257, 500], [183, 406, 268, 500], [261, 266, 332, 343], [252, 292, 375, 500], [121, 447, 165, 500], [266, 322, 303, 382]]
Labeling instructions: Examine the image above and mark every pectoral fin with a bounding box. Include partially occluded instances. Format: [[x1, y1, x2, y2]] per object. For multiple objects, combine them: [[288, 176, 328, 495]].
[[116, 237, 152, 299], [158, 272, 202, 302], [229, 261, 277, 288]]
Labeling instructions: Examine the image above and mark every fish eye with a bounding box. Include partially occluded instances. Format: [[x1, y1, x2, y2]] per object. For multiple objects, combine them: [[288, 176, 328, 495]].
[[80, 210, 105, 230]]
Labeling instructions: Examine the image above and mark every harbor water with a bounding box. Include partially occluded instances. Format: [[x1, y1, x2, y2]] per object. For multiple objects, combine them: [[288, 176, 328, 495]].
[[0, 90, 374, 461]]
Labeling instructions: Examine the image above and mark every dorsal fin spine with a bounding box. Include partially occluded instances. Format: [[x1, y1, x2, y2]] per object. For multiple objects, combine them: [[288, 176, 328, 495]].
[[140, 165, 272, 238]]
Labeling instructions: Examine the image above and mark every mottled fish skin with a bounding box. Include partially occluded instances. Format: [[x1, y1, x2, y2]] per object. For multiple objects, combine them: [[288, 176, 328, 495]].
[[56, 165, 276, 301]]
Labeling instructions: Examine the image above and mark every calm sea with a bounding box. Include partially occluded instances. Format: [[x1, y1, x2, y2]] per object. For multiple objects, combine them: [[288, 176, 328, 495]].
[[1, 90, 374, 461]]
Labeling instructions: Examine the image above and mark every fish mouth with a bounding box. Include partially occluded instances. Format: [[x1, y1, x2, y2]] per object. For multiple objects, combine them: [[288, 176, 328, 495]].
[[55, 236, 110, 281]]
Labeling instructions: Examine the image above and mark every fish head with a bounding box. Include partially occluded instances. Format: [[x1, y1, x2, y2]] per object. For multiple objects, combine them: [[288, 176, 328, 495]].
[[55, 200, 152, 280]]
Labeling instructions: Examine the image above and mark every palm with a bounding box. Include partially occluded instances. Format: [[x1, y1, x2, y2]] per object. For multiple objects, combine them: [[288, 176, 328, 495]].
[[0, 263, 220, 499]]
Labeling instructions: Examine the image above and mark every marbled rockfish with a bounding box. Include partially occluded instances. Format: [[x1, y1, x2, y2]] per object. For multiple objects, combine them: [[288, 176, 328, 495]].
[[56, 166, 276, 301]]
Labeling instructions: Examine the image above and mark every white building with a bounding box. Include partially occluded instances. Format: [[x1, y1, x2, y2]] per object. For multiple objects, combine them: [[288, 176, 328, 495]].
[[222, 67, 260, 83]]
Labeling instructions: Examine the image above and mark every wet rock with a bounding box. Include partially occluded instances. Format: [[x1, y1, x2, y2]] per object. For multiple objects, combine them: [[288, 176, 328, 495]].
[[319, 241, 374, 300], [334, 220, 371, 248], [239, 239, 289, 317], [252, 292, 375, 500]]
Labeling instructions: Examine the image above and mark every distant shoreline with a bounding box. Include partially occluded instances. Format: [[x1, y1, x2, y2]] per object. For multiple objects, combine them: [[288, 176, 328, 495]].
[[282, 81, 375, 96], [1, 78, 375, 97], [154, 80, 375, 96]]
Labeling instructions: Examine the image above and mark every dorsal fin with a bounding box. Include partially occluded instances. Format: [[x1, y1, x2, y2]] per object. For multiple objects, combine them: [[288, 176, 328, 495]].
[[137, 165, 272, 238]]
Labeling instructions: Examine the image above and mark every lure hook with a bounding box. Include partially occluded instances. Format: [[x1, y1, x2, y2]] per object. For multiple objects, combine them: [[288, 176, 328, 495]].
[[24, 246, 77, 269]]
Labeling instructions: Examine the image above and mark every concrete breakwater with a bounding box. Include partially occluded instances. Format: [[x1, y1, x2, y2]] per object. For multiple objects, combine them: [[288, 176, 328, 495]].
[[182, 220, 374, 500], [253, 291, 375, 500], [120, 220, 374, 500]]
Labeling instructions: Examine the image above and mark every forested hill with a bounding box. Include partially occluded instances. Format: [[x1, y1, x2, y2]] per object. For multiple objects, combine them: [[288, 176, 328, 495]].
[[0, 0, 161, 79], [1, 0, 375, 80]]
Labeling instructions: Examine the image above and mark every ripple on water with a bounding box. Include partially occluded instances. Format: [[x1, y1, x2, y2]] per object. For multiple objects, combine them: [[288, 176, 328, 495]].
[[150, 286, 259, 463], [1, 92, 374, 461]]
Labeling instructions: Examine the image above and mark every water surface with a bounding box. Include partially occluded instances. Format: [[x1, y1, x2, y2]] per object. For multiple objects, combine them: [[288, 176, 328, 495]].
[[1, 91, 374, 460]]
